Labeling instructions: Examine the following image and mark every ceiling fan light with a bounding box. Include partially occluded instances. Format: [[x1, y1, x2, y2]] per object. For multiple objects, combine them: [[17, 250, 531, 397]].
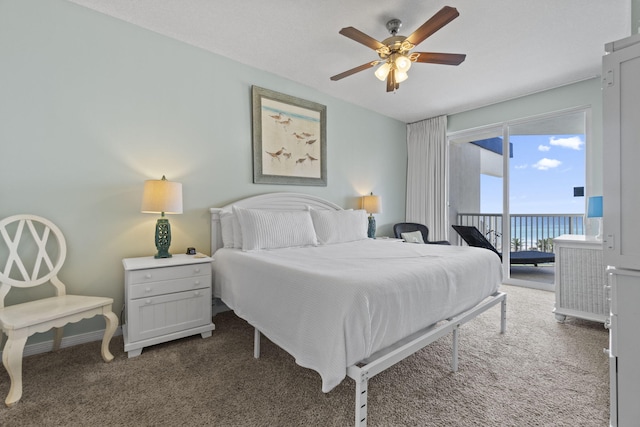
[[395, 55, 412, 72], [395, 71, 409, 83], [375, 62, 391, 81]]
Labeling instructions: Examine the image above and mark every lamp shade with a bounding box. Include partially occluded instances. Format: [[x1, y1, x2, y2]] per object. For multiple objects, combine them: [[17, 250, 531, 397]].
[[394, 54, 412, 73], [587, 196, 603, 218], [141, 176, 183, 214], [374, 62, 391, 81], [362, 193, 381, 214]]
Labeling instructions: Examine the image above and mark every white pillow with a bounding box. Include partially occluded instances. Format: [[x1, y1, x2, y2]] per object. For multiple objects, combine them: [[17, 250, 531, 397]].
[[233, 206, 318, 251], [231, 212, 243, 249], [401, 230, 424, 243], [219, 211, 235, 248], [309, 208, 368, 245]]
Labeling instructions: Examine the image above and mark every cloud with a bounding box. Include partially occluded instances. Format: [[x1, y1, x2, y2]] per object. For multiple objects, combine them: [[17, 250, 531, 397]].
[[514, 164, 528, 169], [538, 145, 550, 151], [549, 136, 584, 150], [533, 158, 562, 170]]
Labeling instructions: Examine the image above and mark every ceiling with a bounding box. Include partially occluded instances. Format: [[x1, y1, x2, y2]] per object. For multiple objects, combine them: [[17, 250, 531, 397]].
[[67, 0, 631, 123]]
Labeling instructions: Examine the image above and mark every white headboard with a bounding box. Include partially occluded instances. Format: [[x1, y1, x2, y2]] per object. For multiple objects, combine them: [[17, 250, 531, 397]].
[[210, 192, 343, 254]]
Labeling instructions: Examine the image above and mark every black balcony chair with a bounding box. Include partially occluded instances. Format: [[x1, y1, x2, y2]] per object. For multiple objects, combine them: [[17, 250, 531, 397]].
[[451, 225, 555, 266], [393, 223, 450, 245]]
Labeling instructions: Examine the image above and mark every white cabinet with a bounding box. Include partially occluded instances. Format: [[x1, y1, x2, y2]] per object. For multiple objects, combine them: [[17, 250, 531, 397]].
[[123, 254, 215, 357], [602, 33, 640, 427], [608, 268, 640, 426], [553, 235, 607, 323], [602, 34, 640, 270]]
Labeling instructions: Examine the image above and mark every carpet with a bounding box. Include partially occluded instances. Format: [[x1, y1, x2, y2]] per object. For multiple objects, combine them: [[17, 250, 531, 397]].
[[0, 284, 609, 426]]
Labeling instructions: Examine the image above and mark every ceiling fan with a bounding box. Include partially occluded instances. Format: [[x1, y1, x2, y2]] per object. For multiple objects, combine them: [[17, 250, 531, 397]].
[[330, 6, 466, 92]]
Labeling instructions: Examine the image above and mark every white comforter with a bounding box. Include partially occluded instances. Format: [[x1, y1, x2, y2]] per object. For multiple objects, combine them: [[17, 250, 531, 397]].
[[212, 239, 502, 392]]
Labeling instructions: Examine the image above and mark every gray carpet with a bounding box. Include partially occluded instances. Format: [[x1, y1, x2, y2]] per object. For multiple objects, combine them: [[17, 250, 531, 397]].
[[0, 284, 609, 426]]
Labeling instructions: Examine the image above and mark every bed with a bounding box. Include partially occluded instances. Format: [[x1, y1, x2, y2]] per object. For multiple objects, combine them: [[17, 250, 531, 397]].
[[210, 192, 506, 426]]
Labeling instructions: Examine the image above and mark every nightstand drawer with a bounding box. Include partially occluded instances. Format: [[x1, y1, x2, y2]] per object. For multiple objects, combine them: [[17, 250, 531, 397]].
[[128, 263, 210, 285], [129, 275, 210, 299], [127, 287, 212, 342]]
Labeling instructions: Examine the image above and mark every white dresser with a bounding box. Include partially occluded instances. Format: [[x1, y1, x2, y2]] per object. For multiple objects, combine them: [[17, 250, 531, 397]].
[[553, 235, 607, 323], [122, 254, 215, 357]]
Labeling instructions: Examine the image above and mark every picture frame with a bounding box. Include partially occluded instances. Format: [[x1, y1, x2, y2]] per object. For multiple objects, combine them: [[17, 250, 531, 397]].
[[252, 86, 327, 186]]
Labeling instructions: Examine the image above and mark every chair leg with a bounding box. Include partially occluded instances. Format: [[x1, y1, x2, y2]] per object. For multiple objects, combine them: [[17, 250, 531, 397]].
[[100, 311, 118, 362], [52, 327, 64, 351], [2, 330, 28, 407]]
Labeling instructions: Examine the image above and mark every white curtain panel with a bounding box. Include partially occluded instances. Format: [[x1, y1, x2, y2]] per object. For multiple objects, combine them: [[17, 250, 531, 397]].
[[406, 115, 448, 240]]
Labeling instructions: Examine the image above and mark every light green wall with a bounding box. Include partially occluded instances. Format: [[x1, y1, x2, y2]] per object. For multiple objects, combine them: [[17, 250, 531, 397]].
[[448, 78, 604, 196], [0, 0, 407, 342]]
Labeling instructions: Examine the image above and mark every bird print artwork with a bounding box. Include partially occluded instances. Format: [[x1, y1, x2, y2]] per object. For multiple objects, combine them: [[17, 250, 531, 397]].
[[259, 95, 323, 181]]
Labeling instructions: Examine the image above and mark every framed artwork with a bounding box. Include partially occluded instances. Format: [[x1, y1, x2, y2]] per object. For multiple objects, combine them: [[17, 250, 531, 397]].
[[252, 86, 327, 186]]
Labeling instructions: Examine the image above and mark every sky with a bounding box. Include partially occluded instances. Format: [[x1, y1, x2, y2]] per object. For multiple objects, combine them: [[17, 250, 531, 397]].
[[481, 134, 586, 214]]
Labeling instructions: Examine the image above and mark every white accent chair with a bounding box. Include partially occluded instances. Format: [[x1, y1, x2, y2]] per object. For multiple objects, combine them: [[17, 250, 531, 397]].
[[0, 214, 118, 406]]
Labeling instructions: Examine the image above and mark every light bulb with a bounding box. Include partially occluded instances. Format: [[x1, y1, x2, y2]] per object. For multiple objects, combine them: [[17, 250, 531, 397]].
[[395, 71, 408, 83], [395, 55, 412, 72], [374, 62, 391, 81]]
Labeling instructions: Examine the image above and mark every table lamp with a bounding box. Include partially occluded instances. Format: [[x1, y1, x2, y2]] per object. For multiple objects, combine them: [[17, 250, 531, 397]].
[[141, 175, 183, 258], [587, 195, 603, 240], [362, 192, 381, 238]]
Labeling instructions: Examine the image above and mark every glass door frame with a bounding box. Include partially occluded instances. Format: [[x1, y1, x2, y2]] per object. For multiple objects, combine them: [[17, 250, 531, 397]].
[[448, 106, 591, 290]]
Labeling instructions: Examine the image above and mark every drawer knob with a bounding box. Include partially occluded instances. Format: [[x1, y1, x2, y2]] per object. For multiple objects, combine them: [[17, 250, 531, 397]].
[[194, 268, 201, 273], [145, 299, 152, 305], [145, 287, 151, 293], [145, 273, 152, 279], [194, 280, 200, 286], [194, 291, 200, 296]]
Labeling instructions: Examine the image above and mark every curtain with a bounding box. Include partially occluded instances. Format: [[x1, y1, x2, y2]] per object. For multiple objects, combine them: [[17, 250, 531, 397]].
[[406, 115, 448, 240]]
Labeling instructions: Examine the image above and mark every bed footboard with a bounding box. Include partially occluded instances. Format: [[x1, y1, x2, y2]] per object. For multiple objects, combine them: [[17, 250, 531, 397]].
[[347, 291, 506, 427]]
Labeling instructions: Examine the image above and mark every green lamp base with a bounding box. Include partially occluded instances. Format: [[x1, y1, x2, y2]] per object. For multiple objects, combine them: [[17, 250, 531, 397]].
[[367, 215, 376, 238], [154, 217, 172, 258]]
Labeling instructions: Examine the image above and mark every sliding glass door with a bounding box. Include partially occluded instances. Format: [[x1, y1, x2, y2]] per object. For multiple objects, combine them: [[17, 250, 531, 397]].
[[449, 108, 588, 289]]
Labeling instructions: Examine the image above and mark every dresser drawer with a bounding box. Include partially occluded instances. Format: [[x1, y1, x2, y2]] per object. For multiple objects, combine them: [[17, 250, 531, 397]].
[[127, 263, 210, 285], [129, 274, 210, 299]]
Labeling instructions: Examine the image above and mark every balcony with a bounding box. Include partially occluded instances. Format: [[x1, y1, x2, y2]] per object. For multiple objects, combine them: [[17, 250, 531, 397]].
[[455, 213, 585, 285]]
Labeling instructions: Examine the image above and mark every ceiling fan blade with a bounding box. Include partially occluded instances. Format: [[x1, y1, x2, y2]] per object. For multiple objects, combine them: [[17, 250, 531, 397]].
[[405, 6, 460, 47], [330, 61, 380, 81], [412, 52, 466, 65], [339, 27, 386, 51]]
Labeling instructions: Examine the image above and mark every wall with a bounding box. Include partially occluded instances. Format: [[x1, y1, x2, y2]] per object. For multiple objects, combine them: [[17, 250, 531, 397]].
[[0, 1, 407, 343]]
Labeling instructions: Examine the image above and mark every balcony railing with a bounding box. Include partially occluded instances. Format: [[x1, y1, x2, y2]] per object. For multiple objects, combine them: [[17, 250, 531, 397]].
[[456, 213, 584, 253]]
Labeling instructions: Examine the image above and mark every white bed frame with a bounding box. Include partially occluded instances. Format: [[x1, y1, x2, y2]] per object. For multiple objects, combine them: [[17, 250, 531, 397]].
[[210, 192, 507, 427]]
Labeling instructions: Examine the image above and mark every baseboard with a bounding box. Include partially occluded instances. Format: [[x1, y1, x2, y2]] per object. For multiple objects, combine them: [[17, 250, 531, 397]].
[[1, 326, 123, 359]]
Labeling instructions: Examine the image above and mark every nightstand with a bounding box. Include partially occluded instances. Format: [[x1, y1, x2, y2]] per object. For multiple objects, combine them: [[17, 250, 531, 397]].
[[122, 254, 215, 357]]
